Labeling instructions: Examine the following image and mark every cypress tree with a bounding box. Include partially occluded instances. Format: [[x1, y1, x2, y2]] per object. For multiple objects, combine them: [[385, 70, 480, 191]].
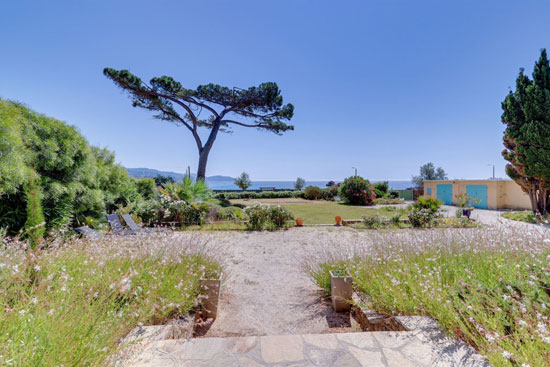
[[502, 49, 550, 214]]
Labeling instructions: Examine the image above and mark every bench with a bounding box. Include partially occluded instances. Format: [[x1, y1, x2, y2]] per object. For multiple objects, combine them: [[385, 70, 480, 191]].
[[259, 187, 276, 191]]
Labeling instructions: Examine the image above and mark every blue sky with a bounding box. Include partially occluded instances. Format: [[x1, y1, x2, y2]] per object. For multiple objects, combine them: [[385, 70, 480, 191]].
[[1, 1, 549, 181]]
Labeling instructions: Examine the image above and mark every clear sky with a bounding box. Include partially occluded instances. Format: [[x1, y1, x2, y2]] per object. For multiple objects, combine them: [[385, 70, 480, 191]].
[[1, 1, 549, 181]]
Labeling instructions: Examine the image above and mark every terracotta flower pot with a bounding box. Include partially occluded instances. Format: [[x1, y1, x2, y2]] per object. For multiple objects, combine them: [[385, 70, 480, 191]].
[[295, 218, 304, 227], [330, 270, 352, 312], [199, 274, 222, 319], [335, 216, 342, 226]]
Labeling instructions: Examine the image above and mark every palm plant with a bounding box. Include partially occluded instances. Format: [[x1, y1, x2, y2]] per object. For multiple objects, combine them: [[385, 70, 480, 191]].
[[160, 176, 212, 203]]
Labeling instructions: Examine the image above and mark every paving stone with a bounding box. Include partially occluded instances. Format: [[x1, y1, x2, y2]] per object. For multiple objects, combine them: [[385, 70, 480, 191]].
[[347, 346, 385, 366], [238, 356, 265, 367], [226, 336, 258, 354], [371, 331, 417, 348], [382, 348, 419, 367], [336, 353, 363, 367], [337, 332, 378, 349], [178, 338, 226, 360], [399, 339, 435, 365], [303, 333, 339, 349], [307, 348, 347, 367], [260, 335, 304, 363]]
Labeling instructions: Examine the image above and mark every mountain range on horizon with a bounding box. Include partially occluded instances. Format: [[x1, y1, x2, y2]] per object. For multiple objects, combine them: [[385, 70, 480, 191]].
[[125, 167, 234, 182]]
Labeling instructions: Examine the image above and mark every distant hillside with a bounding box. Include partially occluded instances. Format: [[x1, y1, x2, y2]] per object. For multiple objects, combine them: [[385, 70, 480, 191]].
[[125, 167, 234, 182]]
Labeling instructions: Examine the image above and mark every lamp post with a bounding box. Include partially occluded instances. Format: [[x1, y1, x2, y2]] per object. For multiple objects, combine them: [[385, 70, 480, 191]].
[[352, 167, 357, 177], [487, 164, 495, 180]]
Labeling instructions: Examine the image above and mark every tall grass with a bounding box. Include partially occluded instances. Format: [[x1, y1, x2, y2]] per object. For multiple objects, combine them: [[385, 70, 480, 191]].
[[0, 232, 221, 366], [305, 227, 550, 367]]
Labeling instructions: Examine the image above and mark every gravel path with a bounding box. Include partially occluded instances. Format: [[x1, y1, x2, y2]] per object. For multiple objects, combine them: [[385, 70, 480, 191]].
[[177, 227, 365, 337]]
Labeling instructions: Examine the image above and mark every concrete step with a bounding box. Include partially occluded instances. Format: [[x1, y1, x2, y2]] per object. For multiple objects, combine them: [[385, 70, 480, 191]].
[[116, 327, 489, 367]]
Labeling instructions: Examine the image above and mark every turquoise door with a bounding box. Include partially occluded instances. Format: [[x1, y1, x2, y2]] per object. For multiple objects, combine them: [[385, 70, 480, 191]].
[[436, 184, 453, 205], [466, 185, 488, 209]]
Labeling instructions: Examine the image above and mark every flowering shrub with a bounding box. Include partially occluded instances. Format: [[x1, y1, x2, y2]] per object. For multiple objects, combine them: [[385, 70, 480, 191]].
[[306, 227, 550, 367], [0, 233, 222, 366], [338, 176, 375, 205], [408, 207, 437, 228]]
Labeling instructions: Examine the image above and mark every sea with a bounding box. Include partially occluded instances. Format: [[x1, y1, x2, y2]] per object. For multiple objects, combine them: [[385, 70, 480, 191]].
[[206, 180, 415, 191]]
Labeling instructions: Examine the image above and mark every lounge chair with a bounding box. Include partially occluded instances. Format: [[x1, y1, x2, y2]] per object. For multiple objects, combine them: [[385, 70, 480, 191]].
[[121, 214, 158, 233], [74, 226, 103, 239], [106, 214, 137, 235]]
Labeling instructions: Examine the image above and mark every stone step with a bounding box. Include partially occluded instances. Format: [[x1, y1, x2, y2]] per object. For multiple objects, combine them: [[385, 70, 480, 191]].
[[117, 325, 489, 367]]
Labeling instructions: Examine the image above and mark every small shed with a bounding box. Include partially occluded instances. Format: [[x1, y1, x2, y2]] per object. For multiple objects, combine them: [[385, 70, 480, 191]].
[[423, 179, 531, 210]]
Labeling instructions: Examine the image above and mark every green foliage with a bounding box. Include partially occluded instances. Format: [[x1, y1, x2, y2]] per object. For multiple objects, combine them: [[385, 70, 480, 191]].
[[411, 196, 442, 213], [162, 176, 212, 203], [304, 186, 322, 200], [103, 68, 295, 179], [244, 204, 293, 230], [214, 190, 299, 200], [0, 100, 138, 235], [339, 176, 375, 205], [362, 215, 385, 229], [501, 49, 550, 214], [153, 174, 175, 186], [373, 197, 404, 205], [388, 190, 400, 199], [136, 178, 156, 200], [234, 172, 251, 191], [408, 208, 437, 228], [24, 172, 45, 248], [320, 185, 339, 201], [373, 181, 389, 198], [294, 177, 306, 190], [412, 162, 447, 187], [501, 210, 537, 224], [455, 193, 481, 209]]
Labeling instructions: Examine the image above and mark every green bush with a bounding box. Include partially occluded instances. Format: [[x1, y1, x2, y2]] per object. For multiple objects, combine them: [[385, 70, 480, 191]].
[[362, 215, 385, 229], [213, 190, 299, 200], [338, 176, 375, 206], [373, 181, 389, 198], [501, 210, 537, 224], [136, 178, 156, 200], [24, 173, 45, 248], [304, 186, 322, 200], [320, 185, 339, 201], [411, 196, 442, 213], [244, 204, 293, 230], [408, 208, 437, 228], [388, 190, 399, 199]]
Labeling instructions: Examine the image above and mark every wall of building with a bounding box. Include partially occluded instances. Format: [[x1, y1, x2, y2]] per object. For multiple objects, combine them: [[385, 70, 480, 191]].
[[423, 179, 531, 210]]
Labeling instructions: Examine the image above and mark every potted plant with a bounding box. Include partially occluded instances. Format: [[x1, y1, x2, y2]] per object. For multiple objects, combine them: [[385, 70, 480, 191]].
[[295, 218, 304, 227], [335, 216, 342, 226], [199, 272, 222, 319], [330, 269, 352, 312], [455, 193, 481, 219]]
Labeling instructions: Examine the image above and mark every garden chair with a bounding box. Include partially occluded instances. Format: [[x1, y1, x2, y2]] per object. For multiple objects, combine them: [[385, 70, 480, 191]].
[[74, 226, 103, 239], [121, 214, 161, 233], [106, 214, 137, 235]]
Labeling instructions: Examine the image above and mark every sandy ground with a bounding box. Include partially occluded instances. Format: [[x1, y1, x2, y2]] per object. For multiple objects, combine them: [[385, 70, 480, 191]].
[[176, 227, 365, 337]]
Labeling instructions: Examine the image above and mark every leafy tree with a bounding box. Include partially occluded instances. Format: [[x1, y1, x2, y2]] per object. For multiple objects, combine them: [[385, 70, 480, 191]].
[[103, 68, 295, 180], [294, 177, 306, 190], [412, 163, 447, 187], [153, 174, 175, 186], [234, 172, 251, 191], [136, 178, 156, 200], [502, 49, 550, 214]]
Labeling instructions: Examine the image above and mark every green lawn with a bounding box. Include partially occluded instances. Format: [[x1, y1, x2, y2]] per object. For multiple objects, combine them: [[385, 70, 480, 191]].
[[231, 198, 403, 225]]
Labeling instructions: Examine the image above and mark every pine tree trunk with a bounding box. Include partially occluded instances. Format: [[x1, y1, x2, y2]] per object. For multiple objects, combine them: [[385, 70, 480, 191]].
[[196, 150, 209, 181]]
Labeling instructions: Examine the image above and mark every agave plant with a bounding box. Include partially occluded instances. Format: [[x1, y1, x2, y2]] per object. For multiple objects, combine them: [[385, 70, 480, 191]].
[[160, 176, 212, 204]]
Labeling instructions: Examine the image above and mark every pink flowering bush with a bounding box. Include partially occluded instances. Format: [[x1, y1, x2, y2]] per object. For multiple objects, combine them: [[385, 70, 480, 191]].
[[338, 176, 375, 205]]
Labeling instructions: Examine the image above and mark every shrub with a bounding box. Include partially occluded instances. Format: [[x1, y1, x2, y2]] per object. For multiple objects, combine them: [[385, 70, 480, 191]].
[[338, 176, 375, 206], [304, 186, 322, 200], [214, 190, 299, 200], [320, 186, 338, 201], [411, 196, 442, 213], [501, 210, 537, 224], [136, 178, 156, 200], [267, 206, 294, 229], [373, 197, 404, 205], [390, 214, 401, 226], [408, 208, 437, 228], [388, 190, 400, 199], [363, 215, 385, 229], [373, 181, 389, 198], [24, 173, 45, 248], [244, 203, 293, 230]]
